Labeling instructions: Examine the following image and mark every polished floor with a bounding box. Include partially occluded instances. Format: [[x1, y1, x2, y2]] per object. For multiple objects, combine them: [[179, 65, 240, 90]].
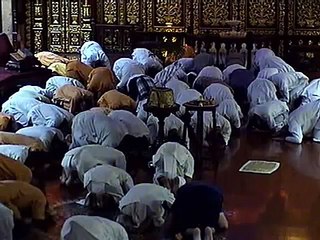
[[43, 131, 320, 240]]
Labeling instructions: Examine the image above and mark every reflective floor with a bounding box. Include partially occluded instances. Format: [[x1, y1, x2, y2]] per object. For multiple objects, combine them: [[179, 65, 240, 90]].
[[44, 131, 320, 240]]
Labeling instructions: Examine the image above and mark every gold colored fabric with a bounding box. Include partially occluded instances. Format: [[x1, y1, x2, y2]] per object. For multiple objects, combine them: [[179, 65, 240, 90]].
[[48, 62, 67, 76], [87, 67, 116, 100], [0, 180, 46, 220], [97, 90, 136, 112], [35, 51, 70, 67], [0, 113, 12, 131], [182, 45, 196, 58], [53, 85, 94, 114], [0, 155, 32, 183], [66, 60, 93, 84], [0, 132, 46, 152]]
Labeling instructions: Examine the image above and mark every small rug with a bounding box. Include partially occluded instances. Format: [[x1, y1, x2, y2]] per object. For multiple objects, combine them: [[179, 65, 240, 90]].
[[239, 160, 280, 174]]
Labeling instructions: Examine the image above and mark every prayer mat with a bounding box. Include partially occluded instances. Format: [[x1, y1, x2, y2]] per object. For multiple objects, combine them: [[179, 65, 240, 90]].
[[239, 160, 280, 174]]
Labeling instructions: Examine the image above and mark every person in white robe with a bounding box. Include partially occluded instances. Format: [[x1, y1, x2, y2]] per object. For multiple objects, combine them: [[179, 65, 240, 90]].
[[197, 66, 223, 80], [154, 62, 187, 87], [299, 78, 320, 106], [10, 86, 50, 104], [286, 99, 320, 144], [45, 76, 85, 99], [80, 41, 111, 69], [60, 145, 126, 185], [0, 203, 14, 240], [117, 183, 175, 229], [113, 58, 145, 89], [151, 142, 194, 193], [165, 78, 190, 100], [203, 83, 234, 104], [258, 56, 295, 73], [131, 48, 163, 76], [269, 72, 309, 102], [0, 145, 30, 163], [27, 103, 74, 129], [223, 64, 246, 83], [217, 99, 243, 129], [257, 68, 279, 79], [247, 78, 278, 108], [83, 164, 134, 207], [191, 112, 232, 147], [176, 89, 203, 118], [69, 110, 127, 149], [248, 100, 289, 132], [61, 215, 129, 240], [253, 48, 275, 69]]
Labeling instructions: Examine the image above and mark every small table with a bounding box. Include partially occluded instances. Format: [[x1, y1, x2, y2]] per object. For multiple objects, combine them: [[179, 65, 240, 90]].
[[183, 100, 218, 163], [144, 104, 180, 147]]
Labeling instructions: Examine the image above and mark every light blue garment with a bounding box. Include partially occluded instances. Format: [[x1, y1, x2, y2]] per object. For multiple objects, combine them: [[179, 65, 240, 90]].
[[27, 103, 74, 128], [2, 97, 43, 126], [80, 41, 111, 69], [132, 48, 163, 72], [247, 78, 278, 107], [10, 87, 51, 104], [217, 99, 243, 129], [300, 79, 320, 106], [0, 145, 30, 163], [257, 68, 279, 79], [177, 58, 194, 73], [70, 111, 128, 149], [203, 83, 234, 104], [0, 203, 14, 240], [45, 76, 85, 99], [259, 56, 295, 73]]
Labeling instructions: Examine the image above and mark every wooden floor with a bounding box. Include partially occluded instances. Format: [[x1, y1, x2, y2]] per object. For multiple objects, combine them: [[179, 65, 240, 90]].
[[44, 131, 320, 240]]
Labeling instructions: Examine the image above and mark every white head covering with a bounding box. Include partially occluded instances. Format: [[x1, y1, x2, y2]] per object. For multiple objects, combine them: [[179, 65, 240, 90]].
[[80, 41, 111, 69], [223, 64, 246, 82], [203, 83, 234, 104], [165, 79, 190, 100], [257, 68, 279, 79], [61, 215, 129, 240], [254, 48, 275, 67], [197, 66, 223, 80], [247, 78, 278, 107], [0, 203, 14, 240]]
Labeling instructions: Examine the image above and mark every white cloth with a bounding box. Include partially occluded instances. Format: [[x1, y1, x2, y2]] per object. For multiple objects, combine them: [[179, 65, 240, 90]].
[[10, 86, 50, 103], [176, 89, 203, 117], [223, 64, 246, 82], [254, 48, 275, 68], [70, 111, 127, 149], [154, 62, 187, 87], [197, 66, 223, 80], [0, 203, 14, 240], [113, 58, 145, 89], [0, 145, 30, 163], [300, 78, 320, 106], [190, 112, 231, 146], [286, 100, 320, 144], [2, 97, 43, 126], [27, 103, 74, 128], [217, 99, 243, 128], [247, 78, 278, 107], [152, 142, 194, 182], [269, 72, 309, 102], [203, 83, 234, 104], [147, 114, 186, 145], [45, 76, 85, 99], [61, 145, 126, 181], [61, 215, 128, 240], [165, 79, 190, 100], [16, 126, 64, 151], [249, 100, 289, 132], [108, 110, 149, 138], [118, 183, 175, 228], [80, 41, 111, 69], [259, 56, 295, 73], [257, 68, 279, 79], [84, 164, 134, 202], [132, 48, 163, 72], [136, 99, 149, 122]]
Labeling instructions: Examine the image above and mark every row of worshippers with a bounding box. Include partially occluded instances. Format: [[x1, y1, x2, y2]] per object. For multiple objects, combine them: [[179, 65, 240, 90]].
[[0, 42, 230, 240]]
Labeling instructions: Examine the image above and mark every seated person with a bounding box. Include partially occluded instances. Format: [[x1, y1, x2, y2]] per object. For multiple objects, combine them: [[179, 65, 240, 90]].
[[191, 112, 231, 147], [286, 99, 320, 144], [45, 76, 85, 99], [83, 164, 134, 209], [0, 181, 47, 228], [48, 62, 67, 76], [154, 62, 187, 87], [70, 110, 127, 149], [248, 100, 289, 133], [170, 182, 228, 240], [113, 58, 145, 90], [61, 145, 126, 185], [126, 74, 155, 102], [203, 83, 234, 104], [247, 78, 278, 108], [176, 89, 203, 118], [117, 183, 175, 230], [27, 103, 74, 130], [165, 78, 190, 100], [222, 64, 246, 83], [87, 67, 116, 100], [257, 68, 279, 79], [61, 215, 128, 240], [0, 154, 32, 183], [196, 66, 223, 80], [193, 76, 231, 95], [217, 99, 243, 130], [80, 41, 111, 69], [35, 51, 69, 67], [66, 60, 93, 85], [0, 145, 30, 163], [258, 56, 295, 73], [53, 85, 94, 114], [132, 48, 163, 77], [151, 142, 194, 194], [97, 90, 136, 112], [0, 203, 14, 240], [10, 86, 50, 104], [177, 58, 194, 74]]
